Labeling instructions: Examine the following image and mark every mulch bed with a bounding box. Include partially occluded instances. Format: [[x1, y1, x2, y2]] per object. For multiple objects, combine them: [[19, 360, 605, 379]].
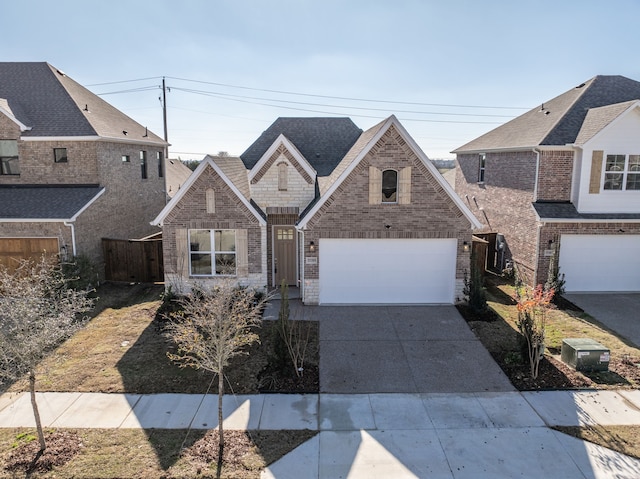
[[5, 430, 83, 473]]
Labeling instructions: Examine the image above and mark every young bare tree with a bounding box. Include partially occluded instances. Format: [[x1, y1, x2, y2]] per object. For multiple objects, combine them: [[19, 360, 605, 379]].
[[165, 280, 270, 473], [0, 256, 94, 452]]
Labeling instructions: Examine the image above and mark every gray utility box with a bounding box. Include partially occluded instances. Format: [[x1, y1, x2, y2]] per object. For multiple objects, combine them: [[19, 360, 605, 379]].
[[561, 338, 610, 372]]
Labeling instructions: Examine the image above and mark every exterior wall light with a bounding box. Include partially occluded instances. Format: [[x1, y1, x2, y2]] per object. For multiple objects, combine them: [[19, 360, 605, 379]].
[[463, 241, 470, 252], [310, 241, 316, 252]]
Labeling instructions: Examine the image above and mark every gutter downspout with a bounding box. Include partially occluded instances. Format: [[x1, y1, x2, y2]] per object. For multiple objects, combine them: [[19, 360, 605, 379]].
[[63, 221, 77, 257], [532, 148, 541, 201]]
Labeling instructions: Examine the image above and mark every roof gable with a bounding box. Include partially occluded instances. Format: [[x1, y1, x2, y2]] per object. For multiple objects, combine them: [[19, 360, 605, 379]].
[[574, 100, 640, 146], [151, 156, 266, 227], [454, 75, 640, 153], [298, 115, 481, 229], [240, 117, 362, 176], [248, 134, 316, 186]]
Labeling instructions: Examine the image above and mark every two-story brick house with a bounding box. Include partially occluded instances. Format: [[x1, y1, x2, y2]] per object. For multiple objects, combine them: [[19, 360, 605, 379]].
[[454, 75, 640, 292], [0, 62, 168, 272], [153, 115, 481, 304]]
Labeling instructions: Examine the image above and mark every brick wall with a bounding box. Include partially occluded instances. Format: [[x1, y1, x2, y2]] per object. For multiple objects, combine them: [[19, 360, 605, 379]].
[[536, 150, 574, 201], [0, 112, 21, 138], [162, 164, 267, 290], [455, 151, 539, 282], [72, 141, 166, 268], [0, 140, 100, 184], [250, 151, 315, 211], [0, 222, 73, 257], [303, 126, 472, 303]]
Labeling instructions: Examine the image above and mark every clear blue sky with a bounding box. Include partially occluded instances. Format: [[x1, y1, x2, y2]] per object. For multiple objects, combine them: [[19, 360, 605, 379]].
[[4, 0, 640, 160]]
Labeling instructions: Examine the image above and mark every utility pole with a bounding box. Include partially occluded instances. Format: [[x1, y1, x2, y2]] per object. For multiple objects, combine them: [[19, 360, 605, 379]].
[[162, 77, 168, 142]]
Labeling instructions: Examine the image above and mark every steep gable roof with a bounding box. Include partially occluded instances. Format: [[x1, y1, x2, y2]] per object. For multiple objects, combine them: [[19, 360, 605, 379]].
[[298, 115, 482, 229], [0, 62, 165, 144], [151, 156, 266, 227], [208, 155, 251, 199], [240, 117, 362, 176], [454, 75, 640, 153], [574, 100, 640, 145]]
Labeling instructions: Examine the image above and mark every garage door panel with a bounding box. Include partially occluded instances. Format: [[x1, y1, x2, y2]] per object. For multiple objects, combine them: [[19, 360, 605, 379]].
[[559, 235, 640, 292], [319, 238, 457, 304]]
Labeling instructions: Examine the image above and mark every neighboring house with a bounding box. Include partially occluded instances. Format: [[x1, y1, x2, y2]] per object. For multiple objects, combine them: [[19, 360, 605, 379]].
[[153, 115, 481, 305], [0, 62, 168, 272], [165, 158, 193, 198], [453, 75, 640, 293]]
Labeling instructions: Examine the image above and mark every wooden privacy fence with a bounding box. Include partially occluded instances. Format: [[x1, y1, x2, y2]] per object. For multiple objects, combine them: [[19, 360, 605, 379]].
[[102, 237, 163, 283]]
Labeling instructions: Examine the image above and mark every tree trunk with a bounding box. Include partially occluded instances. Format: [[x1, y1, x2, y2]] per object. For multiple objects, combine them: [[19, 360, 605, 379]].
[[217, 369, 224, 476], [29, 371, 46, 452]]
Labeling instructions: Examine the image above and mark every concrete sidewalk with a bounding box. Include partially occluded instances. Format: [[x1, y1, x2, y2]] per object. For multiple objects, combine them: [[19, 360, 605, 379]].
[[1, 390, 640, 478]]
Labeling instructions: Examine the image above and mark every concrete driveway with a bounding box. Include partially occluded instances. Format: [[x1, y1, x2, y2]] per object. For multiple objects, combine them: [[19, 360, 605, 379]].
[[564, 293, 640, 347], [312, 305, 514, 394]]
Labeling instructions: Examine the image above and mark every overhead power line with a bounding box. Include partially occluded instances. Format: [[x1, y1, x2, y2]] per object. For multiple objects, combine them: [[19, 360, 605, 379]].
[[166, 76, 530, 110]]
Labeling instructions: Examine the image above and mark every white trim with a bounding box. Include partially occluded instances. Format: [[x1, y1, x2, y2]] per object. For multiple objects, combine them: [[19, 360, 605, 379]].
[[248, 134, 317, 183], [70, 187, 106, 221], [298, 115, 482, 230], [0, 106, 31, 131], [532, 148, 540, 201], [539, 217, 640, 224], [271, 225, 298, 288], [151, 156, 266, 227], [63, 221, 77, 256], [20, 135, 168, 147]]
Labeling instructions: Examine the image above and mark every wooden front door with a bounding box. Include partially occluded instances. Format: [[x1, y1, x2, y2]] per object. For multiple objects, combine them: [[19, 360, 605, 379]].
[[273, 226, 296, 286]]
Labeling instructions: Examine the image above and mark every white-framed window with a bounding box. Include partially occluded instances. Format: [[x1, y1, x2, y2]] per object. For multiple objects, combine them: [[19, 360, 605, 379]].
[[157, 151, 164, 178], [381, 169, 398, 203], [140, 150, 148, 179], [478, 153, 486, 183], [0, 140, 19, 175], [189, 229, 236, 276], [604, 154, 640, 191], [122, 155, 130, 163]]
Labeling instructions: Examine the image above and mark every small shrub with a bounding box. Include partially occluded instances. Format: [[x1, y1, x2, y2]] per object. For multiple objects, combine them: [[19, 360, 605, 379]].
[[544, 240, 566, 300], [515, 284, 554, 379], [61, 254, 98, 291], [463, 256, 487, 313]]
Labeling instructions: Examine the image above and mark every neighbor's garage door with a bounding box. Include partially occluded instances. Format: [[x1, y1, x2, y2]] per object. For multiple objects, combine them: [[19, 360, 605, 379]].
[[319, 238, 457, 304], [0, 238, 59, 273], [559, 235, 640, 292]]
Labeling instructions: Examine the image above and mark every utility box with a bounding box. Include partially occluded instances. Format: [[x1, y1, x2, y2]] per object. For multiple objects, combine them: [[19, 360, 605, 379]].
[[561, 338, 610, 372]]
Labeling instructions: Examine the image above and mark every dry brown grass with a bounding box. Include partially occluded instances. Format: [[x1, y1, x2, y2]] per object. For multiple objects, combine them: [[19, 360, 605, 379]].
[[0, 428, 317, 478], [553, 425, 640, 460]]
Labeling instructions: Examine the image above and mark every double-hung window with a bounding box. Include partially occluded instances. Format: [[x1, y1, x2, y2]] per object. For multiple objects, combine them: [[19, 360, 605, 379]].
[[604, 154, 640, 191], [478, 153, 486, 183], [189, 229, 236, 276], [140, 150, 148, 179]]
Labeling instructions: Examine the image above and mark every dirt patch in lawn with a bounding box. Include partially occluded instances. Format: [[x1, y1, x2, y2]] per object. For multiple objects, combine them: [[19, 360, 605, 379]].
[[0, 428, 316, 478], [553, 425, 640, 461], [6, 282, 319, 395]]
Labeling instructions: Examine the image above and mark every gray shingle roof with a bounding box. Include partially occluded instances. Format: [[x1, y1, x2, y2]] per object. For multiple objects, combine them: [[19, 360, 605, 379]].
[[454, 75, 640, 153], [0, 185, 104, 219], [240, 117, 362, 176], [533, 202, 640, 221], [574, 100, 638, 145], [0, 62, 165, 143]]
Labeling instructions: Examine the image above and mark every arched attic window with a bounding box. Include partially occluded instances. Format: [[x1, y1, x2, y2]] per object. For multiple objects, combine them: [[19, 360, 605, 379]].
[[278, 162, 288, 191]]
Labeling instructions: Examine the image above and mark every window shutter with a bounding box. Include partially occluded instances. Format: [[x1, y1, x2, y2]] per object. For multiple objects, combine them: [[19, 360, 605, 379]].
[[175, 228, 189, 277], [206, 188, 215, 213], [589, 150, 604, 194], [236, 229, 249, 276], [369, 166, 382, 204], [398, 167, 412, 204]]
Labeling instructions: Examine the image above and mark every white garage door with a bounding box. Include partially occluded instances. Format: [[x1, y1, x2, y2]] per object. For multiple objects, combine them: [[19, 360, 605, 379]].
[[319, 238, 457, 304], [559, 235, 640, 292]]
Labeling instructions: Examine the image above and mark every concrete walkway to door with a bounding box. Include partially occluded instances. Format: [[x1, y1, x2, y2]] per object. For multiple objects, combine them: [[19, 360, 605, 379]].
[[313, 305, 515, 394]]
